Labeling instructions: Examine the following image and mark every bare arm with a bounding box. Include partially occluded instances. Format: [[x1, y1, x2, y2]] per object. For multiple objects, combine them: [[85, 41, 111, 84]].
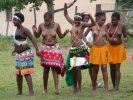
[[24, 28, 40, 56], [122, 25, 127, 38], [56, 24, 69, 39], [64, 3, 74, 25], [82, 14, 95, 27], [32, 24, 42, 38], [83, 28, 92, 48], [105, 23, 113, 41], [122, 25, 128, 42], [84, 28, 91, 37]]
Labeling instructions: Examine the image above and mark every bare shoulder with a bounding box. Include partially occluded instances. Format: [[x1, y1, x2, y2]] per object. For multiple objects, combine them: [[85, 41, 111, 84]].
[[54, 22, 60, 28], [54, 22, 59, 26], [120, 23, 125, 28], [39, 23, 44, 27], [106, 23, 111, 28], [92, 25, 96, 30], [23, 27, 30, 33], [103, 25, 107, 29]]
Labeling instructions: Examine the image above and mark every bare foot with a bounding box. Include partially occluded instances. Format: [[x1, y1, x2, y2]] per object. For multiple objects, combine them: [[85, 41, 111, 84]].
[[92, 88, 97, 91], [73, 89, 78, 94], [16, 92, 23, 95], [109, 88, 119, 92], [26, 92, 34, 96], [104, 89, 109, 95], [55, 91, 59, 95], [78, 88, 81, 94], [44, 90, 47, 95]]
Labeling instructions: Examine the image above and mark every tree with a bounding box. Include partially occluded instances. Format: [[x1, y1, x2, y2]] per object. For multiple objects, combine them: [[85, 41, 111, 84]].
[[117, 0, 133, 9], [0, 0, 77, 35]]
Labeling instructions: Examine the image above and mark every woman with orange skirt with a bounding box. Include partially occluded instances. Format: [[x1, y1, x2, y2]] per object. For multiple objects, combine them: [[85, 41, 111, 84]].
[[88, 12, 112, 92], [106, 12, 128, 91]]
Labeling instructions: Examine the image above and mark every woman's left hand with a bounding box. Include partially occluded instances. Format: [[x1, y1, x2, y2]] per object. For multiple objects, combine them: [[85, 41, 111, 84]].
[[123, 37, 128, 42], [36, 50, 40, 57], [64, 29, 70, 34]]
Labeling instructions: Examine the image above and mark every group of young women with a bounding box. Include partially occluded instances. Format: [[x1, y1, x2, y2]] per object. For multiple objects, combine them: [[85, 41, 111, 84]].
[[12, 3, 128, 96]]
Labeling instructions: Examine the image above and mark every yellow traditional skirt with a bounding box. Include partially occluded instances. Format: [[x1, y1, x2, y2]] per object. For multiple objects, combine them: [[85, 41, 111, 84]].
[[90, 45, 112, 65], [107, 44, 126, 64]]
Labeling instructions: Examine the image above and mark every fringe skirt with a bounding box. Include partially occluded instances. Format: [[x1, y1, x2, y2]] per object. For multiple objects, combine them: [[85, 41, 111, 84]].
[[90, 45, 112, 65], [107, 44, 126, 64]]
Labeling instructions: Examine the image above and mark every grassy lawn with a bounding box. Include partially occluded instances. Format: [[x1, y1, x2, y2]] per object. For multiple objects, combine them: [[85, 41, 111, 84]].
[[0, 36, 133, 100]]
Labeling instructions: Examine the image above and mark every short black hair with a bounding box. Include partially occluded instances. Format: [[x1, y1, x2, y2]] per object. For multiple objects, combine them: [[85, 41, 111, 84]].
[[44, 12, 53, 19], [112, 12, 120, 20], [75, 13, 82, 16], [14, 13, 24, 22], [81, 13, 89, 21], [74, 13, 82, 19], [95, 11, 105, 18]]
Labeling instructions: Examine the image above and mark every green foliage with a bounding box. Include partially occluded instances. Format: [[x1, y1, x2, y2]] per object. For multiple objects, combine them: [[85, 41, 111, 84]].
[[0, 0, 54, 11], [0, 36, 12, 51], [0, 49, 133, 99], [117, 0, 133, 8]]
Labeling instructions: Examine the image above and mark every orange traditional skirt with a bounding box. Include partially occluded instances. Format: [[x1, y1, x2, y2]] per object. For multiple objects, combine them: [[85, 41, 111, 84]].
[[90, 45, 112, 65], [107, 44, 126, 64]]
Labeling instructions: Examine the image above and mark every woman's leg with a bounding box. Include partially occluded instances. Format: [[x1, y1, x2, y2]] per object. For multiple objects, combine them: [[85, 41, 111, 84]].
[[110, 64, 116, 89], [51, 68, 59, 95], [77, 67, 82, 92], [73, 67, 78, 93], [114, 63, 121, 91], [43, 67, 50, 94], [101, 64, 108, 91], [92, 65, 99, 91], [24, 74, 34, 96], [16, 74, 23, 95], [89, 64, 93, 84]]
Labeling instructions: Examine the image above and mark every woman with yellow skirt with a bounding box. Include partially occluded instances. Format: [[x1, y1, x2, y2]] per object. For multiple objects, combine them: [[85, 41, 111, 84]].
[[106, 12, 128, 91], [87, 11, 112, 92]]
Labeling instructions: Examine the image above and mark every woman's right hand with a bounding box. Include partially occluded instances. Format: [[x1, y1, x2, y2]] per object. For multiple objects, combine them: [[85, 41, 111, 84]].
[[86, 42, 92, 48], [64, 3, 67, 9], [32, 25, 37, 33], [36, 50, 40, 57]]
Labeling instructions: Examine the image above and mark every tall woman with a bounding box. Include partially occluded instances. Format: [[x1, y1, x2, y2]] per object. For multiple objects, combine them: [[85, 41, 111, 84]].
[[106, 12, 128, 91], [89, 12, 112, 92], [32, 12, 69, 95], [82, 12, 93, 85], [12, 13, 40, 96], [64, 3, 95, 94]]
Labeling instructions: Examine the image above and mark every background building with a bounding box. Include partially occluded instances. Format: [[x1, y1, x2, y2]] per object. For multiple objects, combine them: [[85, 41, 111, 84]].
[[0, 0, 115, 36]]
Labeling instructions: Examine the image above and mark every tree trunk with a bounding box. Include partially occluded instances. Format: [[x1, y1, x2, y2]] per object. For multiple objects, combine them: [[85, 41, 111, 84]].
[[6, 20, 9, 36], [33, 8, 37, 26], [46, 1, 54, 20]]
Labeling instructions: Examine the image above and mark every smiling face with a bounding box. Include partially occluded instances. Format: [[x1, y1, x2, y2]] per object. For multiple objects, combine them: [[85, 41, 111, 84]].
[[82, 15, 89, 22], [111, 16, 119, 26], [97, 15, 106, 26], [44, 16, 52, 26], [12, 17, 21, 26], [74, 17, 82, 26]]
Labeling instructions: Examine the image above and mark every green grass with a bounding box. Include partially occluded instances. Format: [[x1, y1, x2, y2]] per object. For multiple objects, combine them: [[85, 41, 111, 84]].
[[0, 50, 133, 100], [0, 36, 133, 100]]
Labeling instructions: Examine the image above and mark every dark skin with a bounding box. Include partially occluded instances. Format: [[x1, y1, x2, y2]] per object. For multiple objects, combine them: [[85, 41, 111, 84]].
[[85, 15, 109, 92], [12, 17, 40, 96], [32, 14, 69, 95], [82, 13, 93, 87], [64, 3, 95, 94], [106, 16, 128, 91]]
